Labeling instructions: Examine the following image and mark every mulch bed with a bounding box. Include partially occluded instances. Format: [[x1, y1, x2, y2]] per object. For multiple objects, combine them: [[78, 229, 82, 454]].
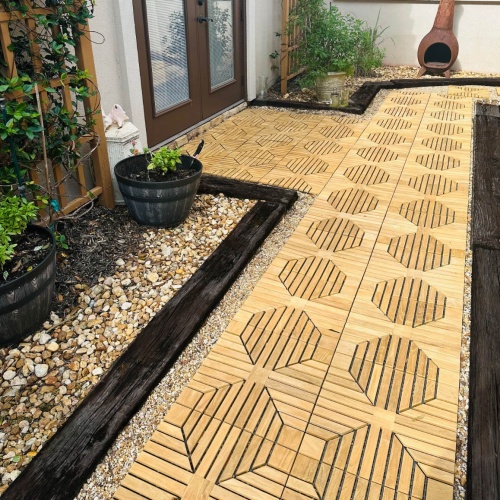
[[53, 206, 146, 318]]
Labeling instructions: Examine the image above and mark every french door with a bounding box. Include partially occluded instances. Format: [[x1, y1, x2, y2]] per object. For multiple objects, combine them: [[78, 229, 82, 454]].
[[133, 0, 245, 146]]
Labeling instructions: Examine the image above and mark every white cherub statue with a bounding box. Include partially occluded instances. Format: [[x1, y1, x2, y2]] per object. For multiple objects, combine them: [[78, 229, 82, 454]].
[[103, 104, 129, 129]]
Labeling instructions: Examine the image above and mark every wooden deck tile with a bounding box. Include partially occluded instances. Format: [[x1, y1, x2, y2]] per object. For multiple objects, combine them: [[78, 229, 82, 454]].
[[116, 92, 473, 499]]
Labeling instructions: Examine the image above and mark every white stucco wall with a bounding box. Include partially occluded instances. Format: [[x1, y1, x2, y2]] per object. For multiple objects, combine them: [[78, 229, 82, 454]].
[[333, 1, 500, 74], [89, 1, 148, 145]]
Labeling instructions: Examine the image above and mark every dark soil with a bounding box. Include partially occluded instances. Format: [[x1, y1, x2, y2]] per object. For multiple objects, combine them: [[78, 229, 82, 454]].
[[132, 167, 198, 183], [52, 205, 146, 318], [267, 76, 319, 103], [1, 229, 52, 284]]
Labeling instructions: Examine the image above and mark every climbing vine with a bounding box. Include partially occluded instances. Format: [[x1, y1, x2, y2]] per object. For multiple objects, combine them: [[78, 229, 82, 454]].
[[0, 0, 100, 213]]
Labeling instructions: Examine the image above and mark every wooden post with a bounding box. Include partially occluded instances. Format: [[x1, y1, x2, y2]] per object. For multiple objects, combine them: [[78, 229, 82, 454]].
[[281, 0, 290, 94], [75, 25, 115, 209]]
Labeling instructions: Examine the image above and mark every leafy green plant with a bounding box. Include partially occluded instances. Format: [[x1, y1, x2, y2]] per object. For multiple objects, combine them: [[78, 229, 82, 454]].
[[355, 10, 389, 77], [145, 146, 183, 175], [0, 195, 38, 269], [0, 0, 99, 219], [287, 0, 364, 87]]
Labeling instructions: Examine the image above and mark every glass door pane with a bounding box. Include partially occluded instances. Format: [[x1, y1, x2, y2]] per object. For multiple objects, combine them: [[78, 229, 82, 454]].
[[145, 0, 190, 113], [207, 0, 235, 89]]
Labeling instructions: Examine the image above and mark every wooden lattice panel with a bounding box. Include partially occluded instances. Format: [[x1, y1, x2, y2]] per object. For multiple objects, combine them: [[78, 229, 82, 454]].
[[390, 96, 424, 106], [279, 257, 346, 300], [318, 124, 354, 140], [266, 177, 312, 193], [381, 107, 418, 118], [426, 123, 465, 135], [372, 277, 447, 327], [408, 174, 459, 196], [398, 199, 456, 228], [415, 154, 460, 170], [376, 118, 413, 130], [304, 140, 343, 155], [388, 233, 452, 271], [307, 217, 364, 252], [430, 110, 465, 121], [240, 307, 325, 369], [286, 156, 329, 175], [421, 137, 462, 152], [350, 335, 439, 412], [327, 188, 379, 214], [356, 146, 399, 162], [344, 164, 390, 185]]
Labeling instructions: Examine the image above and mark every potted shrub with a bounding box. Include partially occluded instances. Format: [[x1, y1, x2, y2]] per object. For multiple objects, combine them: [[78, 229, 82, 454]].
[[114, 145, 203, 227], [287, 1, 384, 101], [0, 194, 56, 346]]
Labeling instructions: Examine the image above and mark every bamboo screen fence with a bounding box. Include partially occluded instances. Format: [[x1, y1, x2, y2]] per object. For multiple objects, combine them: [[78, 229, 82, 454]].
[[0, 1, 113, 212], [280, 0, 304, 94]]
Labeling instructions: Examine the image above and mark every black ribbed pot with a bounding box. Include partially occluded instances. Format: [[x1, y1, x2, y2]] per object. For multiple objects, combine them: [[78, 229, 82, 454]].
[[0, 226, 56, 346], [114, 154, 202, 227]]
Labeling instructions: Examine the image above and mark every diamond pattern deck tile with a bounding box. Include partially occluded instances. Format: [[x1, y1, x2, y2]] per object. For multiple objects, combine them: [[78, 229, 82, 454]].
[[116, 90, 470, 500]]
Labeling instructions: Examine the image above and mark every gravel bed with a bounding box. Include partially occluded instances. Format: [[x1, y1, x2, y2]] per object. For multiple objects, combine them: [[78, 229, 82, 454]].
[[0, 194, 255, 495]]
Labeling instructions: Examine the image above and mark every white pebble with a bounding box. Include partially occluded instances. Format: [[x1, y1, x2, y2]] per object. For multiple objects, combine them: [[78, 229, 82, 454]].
[[2, 370, 16, 381], [34, 364, 49, 378], [38, 333, 51, 345], [121, 302, 132, 311]]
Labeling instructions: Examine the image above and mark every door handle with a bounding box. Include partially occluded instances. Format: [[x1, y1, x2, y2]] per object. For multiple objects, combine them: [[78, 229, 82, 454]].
[[198, 17, 213, 23], [198, 0, 204, 5]]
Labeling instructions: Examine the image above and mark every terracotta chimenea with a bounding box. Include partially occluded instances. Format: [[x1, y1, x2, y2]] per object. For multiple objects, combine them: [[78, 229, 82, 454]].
[[417, 0, 458, 77]]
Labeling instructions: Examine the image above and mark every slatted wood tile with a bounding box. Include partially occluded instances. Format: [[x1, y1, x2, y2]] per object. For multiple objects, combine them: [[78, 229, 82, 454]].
[[279, 257, 346, 300], [371, 276, 447, 328], [415, 153, 461, 171], [285, 156, 330, 175], [398, 199, 456, 228], [407, 174, 459, 196], [327, 188, 379, 214], [376, 117, 413, 130], [343, 164, 390, 185], [356, 146, 399, 162], [430, 110, 466, 121], [350, 334, 439, 414], [387, 233, 452, 271], [306, 217, 365, 252], [116, 89, 476, 499]]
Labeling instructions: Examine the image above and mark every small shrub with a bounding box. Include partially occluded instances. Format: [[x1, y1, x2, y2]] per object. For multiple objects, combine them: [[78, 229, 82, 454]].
[[145, 146, 182, 175], [0, 195, 38, 269]]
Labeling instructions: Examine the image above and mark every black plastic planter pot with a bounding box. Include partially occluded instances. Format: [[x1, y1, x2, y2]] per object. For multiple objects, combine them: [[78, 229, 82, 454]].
[[0, 225, 56, 347], [114, 154, 203, 227]]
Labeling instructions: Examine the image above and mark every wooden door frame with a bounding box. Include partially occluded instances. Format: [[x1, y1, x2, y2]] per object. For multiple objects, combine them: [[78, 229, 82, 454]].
[[132, 0, 247, 147]]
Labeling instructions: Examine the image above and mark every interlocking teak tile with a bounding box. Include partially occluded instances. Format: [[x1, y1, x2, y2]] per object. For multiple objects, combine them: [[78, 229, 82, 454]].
[[115, 89, 472, 499]]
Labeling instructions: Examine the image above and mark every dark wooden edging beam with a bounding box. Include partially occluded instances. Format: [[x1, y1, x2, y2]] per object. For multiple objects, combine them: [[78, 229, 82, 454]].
[[468, 103, 500, 499], [251, 77, 500, 115], [2, 176, 297, 500]]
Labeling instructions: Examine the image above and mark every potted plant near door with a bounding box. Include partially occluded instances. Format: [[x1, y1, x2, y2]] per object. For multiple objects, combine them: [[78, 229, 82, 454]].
[[114, 144, 203, 227], [287, 0, 364, 101]]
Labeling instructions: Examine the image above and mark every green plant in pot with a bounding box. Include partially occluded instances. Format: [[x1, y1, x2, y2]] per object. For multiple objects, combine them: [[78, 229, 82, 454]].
[[114, 143, 203, 227], [287, 1, 384, 101], [0, 194, 57, 346]]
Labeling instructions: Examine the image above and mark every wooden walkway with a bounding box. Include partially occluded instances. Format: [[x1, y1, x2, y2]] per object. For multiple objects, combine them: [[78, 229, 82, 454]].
[[115, 88, 477, 499]]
